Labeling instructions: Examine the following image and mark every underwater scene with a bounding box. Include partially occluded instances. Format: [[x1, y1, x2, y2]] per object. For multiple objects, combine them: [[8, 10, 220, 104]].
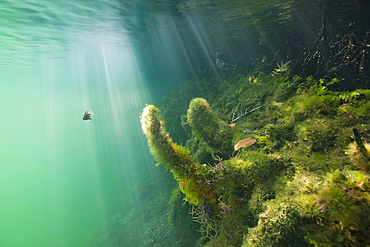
[[1, 0, 370, 246]]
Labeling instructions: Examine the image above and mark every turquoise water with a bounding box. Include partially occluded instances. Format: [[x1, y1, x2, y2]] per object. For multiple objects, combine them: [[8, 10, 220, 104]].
[[0, 1, 180, 246]]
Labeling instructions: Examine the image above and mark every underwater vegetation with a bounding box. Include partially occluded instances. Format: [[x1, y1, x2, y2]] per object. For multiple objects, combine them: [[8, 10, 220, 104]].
[[141, 70, 370, 246], [141, 103, 219, 205]]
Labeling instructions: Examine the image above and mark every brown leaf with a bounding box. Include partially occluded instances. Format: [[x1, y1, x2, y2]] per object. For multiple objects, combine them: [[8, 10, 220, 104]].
[[234, 138, 256, 151]]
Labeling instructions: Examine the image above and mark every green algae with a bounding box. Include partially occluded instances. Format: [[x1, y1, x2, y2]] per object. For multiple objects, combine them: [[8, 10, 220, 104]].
[[141, 71, 370, 246]]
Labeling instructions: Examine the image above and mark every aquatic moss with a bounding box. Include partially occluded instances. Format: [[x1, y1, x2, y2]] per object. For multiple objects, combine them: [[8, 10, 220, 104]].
[[244, 202, 306, 247], [140, 105, 217, 205], [140, 105, 193, 172], [348, 142, 370, 171], [292, 94, 340, 122], [142, 72, 370, 247], [303, 169, 370, 246], [296, 118, 339, 153], [187, 98, 234, 158], [338, 90, 370, 121]]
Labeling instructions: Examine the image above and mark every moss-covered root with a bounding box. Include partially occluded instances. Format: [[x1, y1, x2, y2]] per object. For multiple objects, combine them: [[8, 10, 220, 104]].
[[140, 105, 193, 173], [187, 98, 234, 157], [140, 105, 217, 205]]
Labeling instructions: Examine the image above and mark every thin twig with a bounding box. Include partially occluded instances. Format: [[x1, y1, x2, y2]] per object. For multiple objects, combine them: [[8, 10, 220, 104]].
[[230, 104, 265, 123]]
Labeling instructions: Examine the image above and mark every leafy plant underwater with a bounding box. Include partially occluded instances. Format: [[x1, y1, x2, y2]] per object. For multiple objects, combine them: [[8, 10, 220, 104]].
[[140, 72, 370, 247]]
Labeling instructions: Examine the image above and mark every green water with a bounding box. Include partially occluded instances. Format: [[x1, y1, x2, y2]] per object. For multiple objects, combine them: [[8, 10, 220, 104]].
[[0, 1, 177, 246]]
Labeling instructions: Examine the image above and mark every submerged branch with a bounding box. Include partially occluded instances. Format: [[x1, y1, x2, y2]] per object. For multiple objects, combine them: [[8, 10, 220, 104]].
[[353, 128, 370, 161], [231, 103, 264, 123]]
